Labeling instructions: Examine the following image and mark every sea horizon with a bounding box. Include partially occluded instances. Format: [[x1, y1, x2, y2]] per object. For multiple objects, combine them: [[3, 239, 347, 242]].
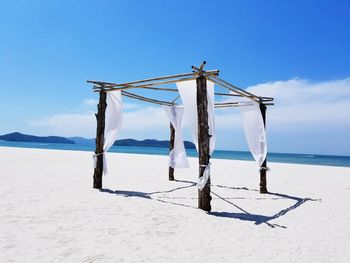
[[1, 140, 349, 168]]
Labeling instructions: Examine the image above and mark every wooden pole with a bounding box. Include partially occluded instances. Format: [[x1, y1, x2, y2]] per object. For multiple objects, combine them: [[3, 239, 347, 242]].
[[168, 123, 175, 181], [259, 103, 268, 193], [87, 69, 219, 87], [196, 75, 212, 212], [121, 90, 174, 106], [206, 76, 259, 102], [209, 75, 260, 100], [93, 90, 107, 189]]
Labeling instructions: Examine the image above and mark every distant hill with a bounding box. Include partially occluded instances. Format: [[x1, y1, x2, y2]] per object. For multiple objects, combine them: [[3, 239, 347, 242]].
[[0, 132, 75, 144], [67, 137, 95, 145], [69, 137, 195, 149], [1, 133, 196, 149], [114, 139, 196, 149]]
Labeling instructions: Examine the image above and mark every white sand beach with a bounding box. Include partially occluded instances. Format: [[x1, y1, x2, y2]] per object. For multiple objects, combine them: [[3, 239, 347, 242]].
[[1, 147, 350, 262]]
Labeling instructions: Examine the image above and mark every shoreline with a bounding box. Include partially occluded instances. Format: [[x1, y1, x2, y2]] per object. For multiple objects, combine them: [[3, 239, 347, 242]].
[[1, 144, 350, 169], [1, 139, 350, 157]]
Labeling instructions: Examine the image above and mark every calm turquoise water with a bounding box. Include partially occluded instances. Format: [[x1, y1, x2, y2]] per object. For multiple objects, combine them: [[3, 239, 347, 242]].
[[1, 140, 350, 168]]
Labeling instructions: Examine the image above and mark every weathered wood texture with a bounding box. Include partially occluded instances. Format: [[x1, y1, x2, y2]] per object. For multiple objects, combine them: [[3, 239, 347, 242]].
[[168, 123, 175, 181], [93, 91, 107, 189], [196, 75, 212, 212], [88, 69, 219, 87], [259, 103, 268, 193]]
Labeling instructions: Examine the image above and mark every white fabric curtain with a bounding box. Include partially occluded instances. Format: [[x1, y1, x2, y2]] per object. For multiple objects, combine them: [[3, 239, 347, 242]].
[[162, 105, 189, 169], [238, 101, 267, 168], [176, 79, 216, 154], [93, 90, 123, 176], [176, 79, 216, 190]]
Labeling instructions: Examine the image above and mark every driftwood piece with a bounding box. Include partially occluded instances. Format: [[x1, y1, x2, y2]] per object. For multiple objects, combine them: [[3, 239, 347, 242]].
[[196, 75, 212, 212], [206, 76, 259, 102], [87, 69, 219, 87], [259, 103, 268, 193], [121, 90, 173, 106], [168, 123, 175, 181], [93, 91, 107, 189], [209, 75, 260, 100]]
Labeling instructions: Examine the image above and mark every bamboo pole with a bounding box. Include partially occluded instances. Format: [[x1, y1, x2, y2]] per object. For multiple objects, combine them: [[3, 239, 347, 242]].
[[122, 95, 170, 106], [87, 73, 194, 86], [96, 86, 274, 102], [122, 89, 274, 108], [215, 92, 274, 101], [196, 75, 212, 212], [128, 72, 216, 89], [93, 85, 179, 92], [192, 61, 207, 73], [98, 87, 273, 103], [93, 90, 107, 189], [206, 76, 260, 102], [215, 92, 244, 97], [138, 86, 178, 92], [214, 103, 274, 108], [211, 78, 273, 102], [96, 86, 272, 101], [209, 75, 260, 99], [95, 76, 198, 92], [88, 69, 219, 88], [171, 95, 180, 104], [121, 91, 174, 106], [259, 103, 268, 193], [90, 71, 273, 103], [215, 102, 240, 106], [207, 76, 258, 100], [93, 71, 218, 92]]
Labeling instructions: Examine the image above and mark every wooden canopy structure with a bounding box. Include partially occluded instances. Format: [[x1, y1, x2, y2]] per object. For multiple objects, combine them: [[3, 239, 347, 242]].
[[88, 62, 274, 212]]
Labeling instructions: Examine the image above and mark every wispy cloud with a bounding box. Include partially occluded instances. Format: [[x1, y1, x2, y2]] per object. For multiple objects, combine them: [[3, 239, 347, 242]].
[[83, 98, 98, 107], [29, 113, 96, 137], [123, 102, 144, 110], [29, 103, 167, 138], [246, 77, 350, 128]]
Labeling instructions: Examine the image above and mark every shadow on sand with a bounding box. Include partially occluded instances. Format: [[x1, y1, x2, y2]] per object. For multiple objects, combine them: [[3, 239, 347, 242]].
[[100, 179, 321, 229], [100, 180, 197, 209], [210, 188, 321, 228], [100, 188, 152, 199]]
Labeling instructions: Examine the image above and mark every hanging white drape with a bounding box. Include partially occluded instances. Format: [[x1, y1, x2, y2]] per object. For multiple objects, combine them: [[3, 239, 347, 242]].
[[238, 101, 267, 168], [93, 90, 123, 176], [162, 105, 189, 169], [177, 79, 216, 190], [176, 79, 216, 153]]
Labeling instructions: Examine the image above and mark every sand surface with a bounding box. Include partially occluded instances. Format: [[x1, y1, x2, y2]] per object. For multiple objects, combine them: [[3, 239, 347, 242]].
[[0, 147, 349, 262]]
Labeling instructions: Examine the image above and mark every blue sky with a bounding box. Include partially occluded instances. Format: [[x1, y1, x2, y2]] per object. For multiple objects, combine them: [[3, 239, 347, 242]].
[[0, 0, 350, 155]]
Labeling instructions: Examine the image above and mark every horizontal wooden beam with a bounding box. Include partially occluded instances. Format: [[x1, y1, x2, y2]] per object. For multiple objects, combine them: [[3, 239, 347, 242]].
[[119, 89, 275, 108], [215, 92, 273, 101], [209, 76, 259, 99], [215, 102, 274, 108], [207, 76, 259, 102], [88, 65, 274, 106], [101, 76, 198, 92], [121, 91, 174, 106], [88, 69, 219, 88], [94, 84, 273, 102], [209, 76, 274, 103]]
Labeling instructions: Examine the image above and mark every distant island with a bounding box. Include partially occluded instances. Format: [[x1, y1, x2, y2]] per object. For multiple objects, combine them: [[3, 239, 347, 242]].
[[67, 137, 196, 149], [0, 132, 75, 144], [114, 139, 196, 149], [0, 133, 196, 149]]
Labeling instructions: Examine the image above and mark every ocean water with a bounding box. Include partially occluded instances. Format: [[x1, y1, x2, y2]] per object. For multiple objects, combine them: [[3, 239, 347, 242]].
[[1, 140, 350, 168]]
